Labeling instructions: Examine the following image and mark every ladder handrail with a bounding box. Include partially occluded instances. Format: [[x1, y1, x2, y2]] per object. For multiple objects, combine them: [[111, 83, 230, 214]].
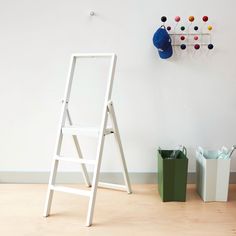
[[72, 53, 115, 58]]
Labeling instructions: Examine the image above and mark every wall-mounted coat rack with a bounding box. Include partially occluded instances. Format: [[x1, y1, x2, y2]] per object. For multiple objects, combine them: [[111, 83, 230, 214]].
[[160, 15, 214, 51]]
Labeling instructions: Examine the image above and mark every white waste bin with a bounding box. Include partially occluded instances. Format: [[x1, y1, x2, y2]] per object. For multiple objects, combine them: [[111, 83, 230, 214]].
[[196, 146, 235, 202]]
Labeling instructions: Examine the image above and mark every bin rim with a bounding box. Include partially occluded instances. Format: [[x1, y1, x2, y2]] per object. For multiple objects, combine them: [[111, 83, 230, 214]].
[[158, 149, 188, 160], [158, 145, 187, 155], [196, 146, 235, 160]]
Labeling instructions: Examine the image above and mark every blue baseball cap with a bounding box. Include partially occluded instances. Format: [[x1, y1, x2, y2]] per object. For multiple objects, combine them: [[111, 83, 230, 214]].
[[153, 26, 173, 59]]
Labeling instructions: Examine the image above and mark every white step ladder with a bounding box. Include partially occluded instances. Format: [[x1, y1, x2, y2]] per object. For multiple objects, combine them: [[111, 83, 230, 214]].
[[43, 53, 132, 226]]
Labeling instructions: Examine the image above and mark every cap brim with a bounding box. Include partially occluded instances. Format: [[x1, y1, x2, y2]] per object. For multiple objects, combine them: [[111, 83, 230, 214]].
[[158, 44, 173, 59]]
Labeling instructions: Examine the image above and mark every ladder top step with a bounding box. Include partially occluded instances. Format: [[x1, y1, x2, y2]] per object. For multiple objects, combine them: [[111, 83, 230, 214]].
[[62, 126, 114, 137]]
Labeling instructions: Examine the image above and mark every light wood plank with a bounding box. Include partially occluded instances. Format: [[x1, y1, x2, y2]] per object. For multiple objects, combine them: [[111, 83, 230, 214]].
[[1, 184, 236, 235]]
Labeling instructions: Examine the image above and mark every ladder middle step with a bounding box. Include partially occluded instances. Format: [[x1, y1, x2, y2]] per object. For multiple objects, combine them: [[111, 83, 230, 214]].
[[62, 125, 114, 137]]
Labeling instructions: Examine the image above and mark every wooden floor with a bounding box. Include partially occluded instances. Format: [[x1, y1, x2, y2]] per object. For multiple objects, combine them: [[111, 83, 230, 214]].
[[0, 184, 235, 236]]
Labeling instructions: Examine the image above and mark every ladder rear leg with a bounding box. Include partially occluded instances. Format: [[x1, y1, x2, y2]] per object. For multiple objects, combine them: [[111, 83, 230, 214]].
[[108, 102, 132, 194], [66, 109, 91, 187], [72, 135, 91, 187]]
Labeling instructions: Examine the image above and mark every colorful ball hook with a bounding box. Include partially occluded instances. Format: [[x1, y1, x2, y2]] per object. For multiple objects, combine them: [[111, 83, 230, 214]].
[[194, 26, 198, 31], [202, 16, 208, 22], [175, 16, 181, 22], [167, 26, 171, 31], [161, 16, 167, 22], [180, 44, 186, 50], [194, 35, 199, 40], [189, 16, 195, 22], [208, 25, 213, 31], [194, 44, 200, 50], [180, 35, 185, 40], [180, 26, 185, 31], [208, 44, 214, 50]]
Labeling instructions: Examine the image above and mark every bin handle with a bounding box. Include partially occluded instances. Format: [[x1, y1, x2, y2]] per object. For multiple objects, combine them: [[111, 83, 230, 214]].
[[197, 146, 204, 156], [178, 145, 187, 156], [229, 145, 236, 158]]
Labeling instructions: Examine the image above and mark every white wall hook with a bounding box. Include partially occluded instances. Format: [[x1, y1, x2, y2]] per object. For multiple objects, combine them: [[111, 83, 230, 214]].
[[90, 11, 95, 16]]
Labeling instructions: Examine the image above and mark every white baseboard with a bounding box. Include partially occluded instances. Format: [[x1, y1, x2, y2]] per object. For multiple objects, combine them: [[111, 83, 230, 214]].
[[0, 172, 236, 184]]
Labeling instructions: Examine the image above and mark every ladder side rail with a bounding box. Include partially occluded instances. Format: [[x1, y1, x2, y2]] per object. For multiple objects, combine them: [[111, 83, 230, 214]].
[[86, 54, 117, 226], [43, 56, 77, 217], [86, 112, 109, 226], [105, 54, 117, 101]]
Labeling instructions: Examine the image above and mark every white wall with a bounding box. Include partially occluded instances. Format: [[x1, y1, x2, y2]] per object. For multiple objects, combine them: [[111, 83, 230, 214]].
[[0, 0, 236, 173]]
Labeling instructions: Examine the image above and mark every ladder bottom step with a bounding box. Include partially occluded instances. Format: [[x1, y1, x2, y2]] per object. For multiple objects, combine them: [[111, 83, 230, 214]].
[[55, 156, 96, 165], [50, 185, 91, 197]]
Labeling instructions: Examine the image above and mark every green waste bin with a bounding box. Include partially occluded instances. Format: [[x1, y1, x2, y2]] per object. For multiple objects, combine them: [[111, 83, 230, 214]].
[[157, 146, 188, 202]]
